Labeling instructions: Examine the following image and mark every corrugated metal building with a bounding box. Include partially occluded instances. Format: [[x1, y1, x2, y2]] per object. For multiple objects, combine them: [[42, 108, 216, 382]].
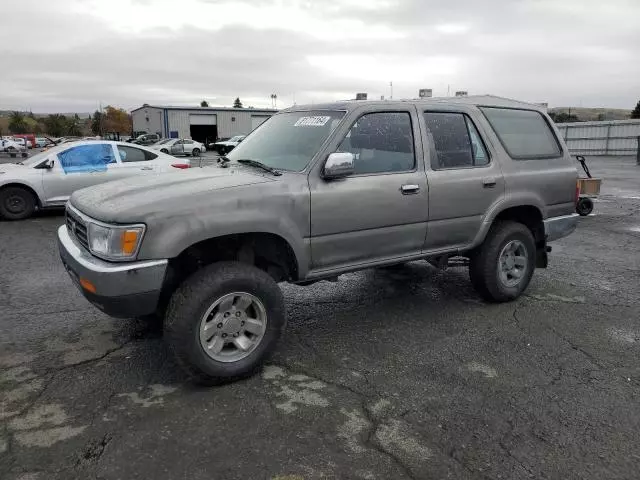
[[555, 119, 640, 156], [131, 105, 277, 145]]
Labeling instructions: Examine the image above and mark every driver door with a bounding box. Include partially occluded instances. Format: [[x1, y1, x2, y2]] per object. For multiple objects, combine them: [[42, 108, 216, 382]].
[[41, 143, 116, 206], [170, 140, 185, 156], [309, 109, 429, 271]]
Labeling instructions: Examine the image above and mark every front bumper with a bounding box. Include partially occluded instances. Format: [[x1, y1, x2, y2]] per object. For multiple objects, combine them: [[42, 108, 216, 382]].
[[544, 213, 579, 242], [57, 225, 168, 318]]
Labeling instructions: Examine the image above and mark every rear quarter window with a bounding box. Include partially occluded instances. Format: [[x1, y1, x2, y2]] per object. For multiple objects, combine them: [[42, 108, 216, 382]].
[[480, 107, 562, 159]]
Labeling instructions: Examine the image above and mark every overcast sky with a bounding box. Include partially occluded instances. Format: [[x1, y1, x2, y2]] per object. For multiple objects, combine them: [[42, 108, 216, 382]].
[[1, 0, 638, 112]]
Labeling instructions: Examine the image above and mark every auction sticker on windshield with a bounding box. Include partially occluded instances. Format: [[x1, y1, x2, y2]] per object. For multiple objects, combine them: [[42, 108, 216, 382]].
[[294, 116, 331, 127]]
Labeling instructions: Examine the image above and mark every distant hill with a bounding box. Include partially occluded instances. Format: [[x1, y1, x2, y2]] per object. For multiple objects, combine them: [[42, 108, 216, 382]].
[[549, 107, 631, 122], [0, 110, 92, 119]]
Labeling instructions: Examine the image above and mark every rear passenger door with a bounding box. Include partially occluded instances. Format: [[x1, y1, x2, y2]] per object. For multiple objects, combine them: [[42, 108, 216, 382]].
[[112, 145, 159, 179], [421, 109, 505, 250]]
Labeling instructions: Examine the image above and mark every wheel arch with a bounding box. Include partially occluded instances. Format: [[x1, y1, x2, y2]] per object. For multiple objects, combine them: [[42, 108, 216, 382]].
[[158, 232, 300, 314], [0, 182, 43, 208]]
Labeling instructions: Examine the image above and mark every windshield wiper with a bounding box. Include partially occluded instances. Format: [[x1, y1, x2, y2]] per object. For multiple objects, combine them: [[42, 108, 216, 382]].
[[236, 159, 282, 176]]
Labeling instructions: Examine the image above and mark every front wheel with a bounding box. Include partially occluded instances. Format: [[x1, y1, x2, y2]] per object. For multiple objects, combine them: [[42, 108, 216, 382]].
[[160, 149, 169, 154], [164, 261, 286, 385], [192, 148, 201, 157], [0, 186, 37, 220], [469, 221, 535, 302]]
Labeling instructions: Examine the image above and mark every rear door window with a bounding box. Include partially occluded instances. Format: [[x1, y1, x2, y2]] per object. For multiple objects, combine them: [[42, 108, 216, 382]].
[[117, 145, 157, 162], [480, 107, 561, 159]]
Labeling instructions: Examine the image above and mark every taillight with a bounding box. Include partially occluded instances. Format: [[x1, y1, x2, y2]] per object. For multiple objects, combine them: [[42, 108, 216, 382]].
[[171, 163, 190, 169], [575, 181, 581, 205]]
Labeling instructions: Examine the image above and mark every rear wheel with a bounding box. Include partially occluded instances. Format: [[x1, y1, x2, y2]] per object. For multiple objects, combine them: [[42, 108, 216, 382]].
[[576, 197, 593, 216], [164, 261, 286, 385], [0, 186, 37, 220], [192, 148, 201, 157], [160, 149, 169, 154], [469, 221, 535, 302]]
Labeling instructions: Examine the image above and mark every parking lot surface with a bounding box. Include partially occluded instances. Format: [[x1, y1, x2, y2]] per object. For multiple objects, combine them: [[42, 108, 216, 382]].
[[1, 157, 639, 480]]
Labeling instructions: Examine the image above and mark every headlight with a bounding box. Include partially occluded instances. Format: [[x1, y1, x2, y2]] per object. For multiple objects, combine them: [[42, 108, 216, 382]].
[[87, 223, 145, 260]]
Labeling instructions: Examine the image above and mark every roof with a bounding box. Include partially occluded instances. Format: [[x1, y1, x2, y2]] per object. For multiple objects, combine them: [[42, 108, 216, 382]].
[[131, 105, 278, 113], [284, 95, 545, 112]]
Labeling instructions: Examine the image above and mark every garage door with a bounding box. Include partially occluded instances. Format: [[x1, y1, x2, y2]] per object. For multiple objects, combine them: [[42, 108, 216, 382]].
[[190, 114, 217, 125], [251, 115, 270, 131]]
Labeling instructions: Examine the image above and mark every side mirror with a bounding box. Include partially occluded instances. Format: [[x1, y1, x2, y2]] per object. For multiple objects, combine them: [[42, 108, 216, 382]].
[[43, 159, 55, 170], [323, 152, 355, 179]]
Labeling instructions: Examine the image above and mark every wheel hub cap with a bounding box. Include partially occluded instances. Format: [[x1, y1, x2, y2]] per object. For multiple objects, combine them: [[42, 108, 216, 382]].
[[498, 240, 528, 288], [199, 292, 267, 363]]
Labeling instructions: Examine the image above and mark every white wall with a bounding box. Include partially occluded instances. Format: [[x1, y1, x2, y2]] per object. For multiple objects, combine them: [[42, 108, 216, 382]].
[[555, 119, 640, 156], [131, 107, 163, 136], [165, 108, 275, 139]]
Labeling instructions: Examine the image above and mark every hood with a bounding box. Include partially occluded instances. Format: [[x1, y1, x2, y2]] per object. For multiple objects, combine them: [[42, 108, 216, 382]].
[[70, 167, 274, 223], [0, 163, 27, 174]]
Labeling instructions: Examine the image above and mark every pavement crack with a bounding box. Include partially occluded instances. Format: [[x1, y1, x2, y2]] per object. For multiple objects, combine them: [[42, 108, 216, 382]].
[[45, 339, 134, 374], [274, 362, 375, 400], [498, 440, 539, 478], [361, 401, 417, 480]]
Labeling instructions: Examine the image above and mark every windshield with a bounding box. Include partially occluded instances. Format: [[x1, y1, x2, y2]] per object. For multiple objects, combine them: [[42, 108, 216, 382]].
[[229, 136, 244, 142], [156, 139, 173, 145], [226, 111, 345, 171]]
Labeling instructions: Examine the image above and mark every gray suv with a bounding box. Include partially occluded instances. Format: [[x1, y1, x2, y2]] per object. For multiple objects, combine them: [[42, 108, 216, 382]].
[[58, 96, 579, 384]]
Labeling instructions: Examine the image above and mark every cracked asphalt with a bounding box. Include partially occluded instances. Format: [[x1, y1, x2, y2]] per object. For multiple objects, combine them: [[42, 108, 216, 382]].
[[1, 156, 639, 480]]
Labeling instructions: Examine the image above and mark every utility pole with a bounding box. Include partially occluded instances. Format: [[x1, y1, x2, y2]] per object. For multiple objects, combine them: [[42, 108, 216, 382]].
[[389, 81, 393, 100]]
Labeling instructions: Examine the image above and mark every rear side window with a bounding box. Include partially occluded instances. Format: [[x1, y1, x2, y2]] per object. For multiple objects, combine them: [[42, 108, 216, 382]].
[[117, 145, 157, 162], [480, 107, 561, 159], [424, 112, 489, 169]]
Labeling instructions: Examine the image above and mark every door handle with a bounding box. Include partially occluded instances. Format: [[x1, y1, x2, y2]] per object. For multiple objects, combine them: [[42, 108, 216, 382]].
[[140, 166, 154, 171], [482, 177, 497, 188], [401, 184, 420, 195]]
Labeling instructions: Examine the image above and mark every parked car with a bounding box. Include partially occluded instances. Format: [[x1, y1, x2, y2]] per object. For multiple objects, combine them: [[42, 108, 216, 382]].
[[133, 133, 161, 146], [35, 137, 50, 148], [212, 135, 245, 154], [12, 137, 33, 149], [12, 134, 36, 149], [1, 139, 27, 157], [150, 138, 205, 156], [0, 141, 190, 220], [58, 96, 579, 385]]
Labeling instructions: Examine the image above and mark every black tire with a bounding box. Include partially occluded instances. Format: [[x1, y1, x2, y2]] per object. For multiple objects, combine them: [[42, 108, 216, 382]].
[[469, 221, 536, 303], [0, 186, 37, 220], [192, 148, 201, 157], [160, 149, 169, 154], [576, 197, 593, 216], [164, 261, 286, 385]]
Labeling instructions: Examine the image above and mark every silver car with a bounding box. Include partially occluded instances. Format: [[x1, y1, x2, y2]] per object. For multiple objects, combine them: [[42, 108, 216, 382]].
[[0, 141, 189, 220], [151, 138, 205, 157]]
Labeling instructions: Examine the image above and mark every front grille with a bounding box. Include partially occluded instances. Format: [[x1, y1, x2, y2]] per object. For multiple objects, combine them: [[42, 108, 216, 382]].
[[66, 209, 89, 251]]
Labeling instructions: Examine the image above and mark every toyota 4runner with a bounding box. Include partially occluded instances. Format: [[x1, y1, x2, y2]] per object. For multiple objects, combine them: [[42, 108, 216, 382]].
[[58, 95, 579, 384]]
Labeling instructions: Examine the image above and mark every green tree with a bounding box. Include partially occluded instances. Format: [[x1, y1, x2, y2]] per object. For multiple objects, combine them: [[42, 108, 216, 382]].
[[631, 100, 640, 119], [233, 97, 243, 108], [8, 111, 28, 133], [44, 114, 68, 137], [200, 100, 209, 107], [66, 114, 83, 136], [91, 110, 104, 135]]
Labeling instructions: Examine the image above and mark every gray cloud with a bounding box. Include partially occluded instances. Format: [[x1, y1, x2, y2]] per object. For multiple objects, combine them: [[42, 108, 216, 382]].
[[0, 0, 638, 112]]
